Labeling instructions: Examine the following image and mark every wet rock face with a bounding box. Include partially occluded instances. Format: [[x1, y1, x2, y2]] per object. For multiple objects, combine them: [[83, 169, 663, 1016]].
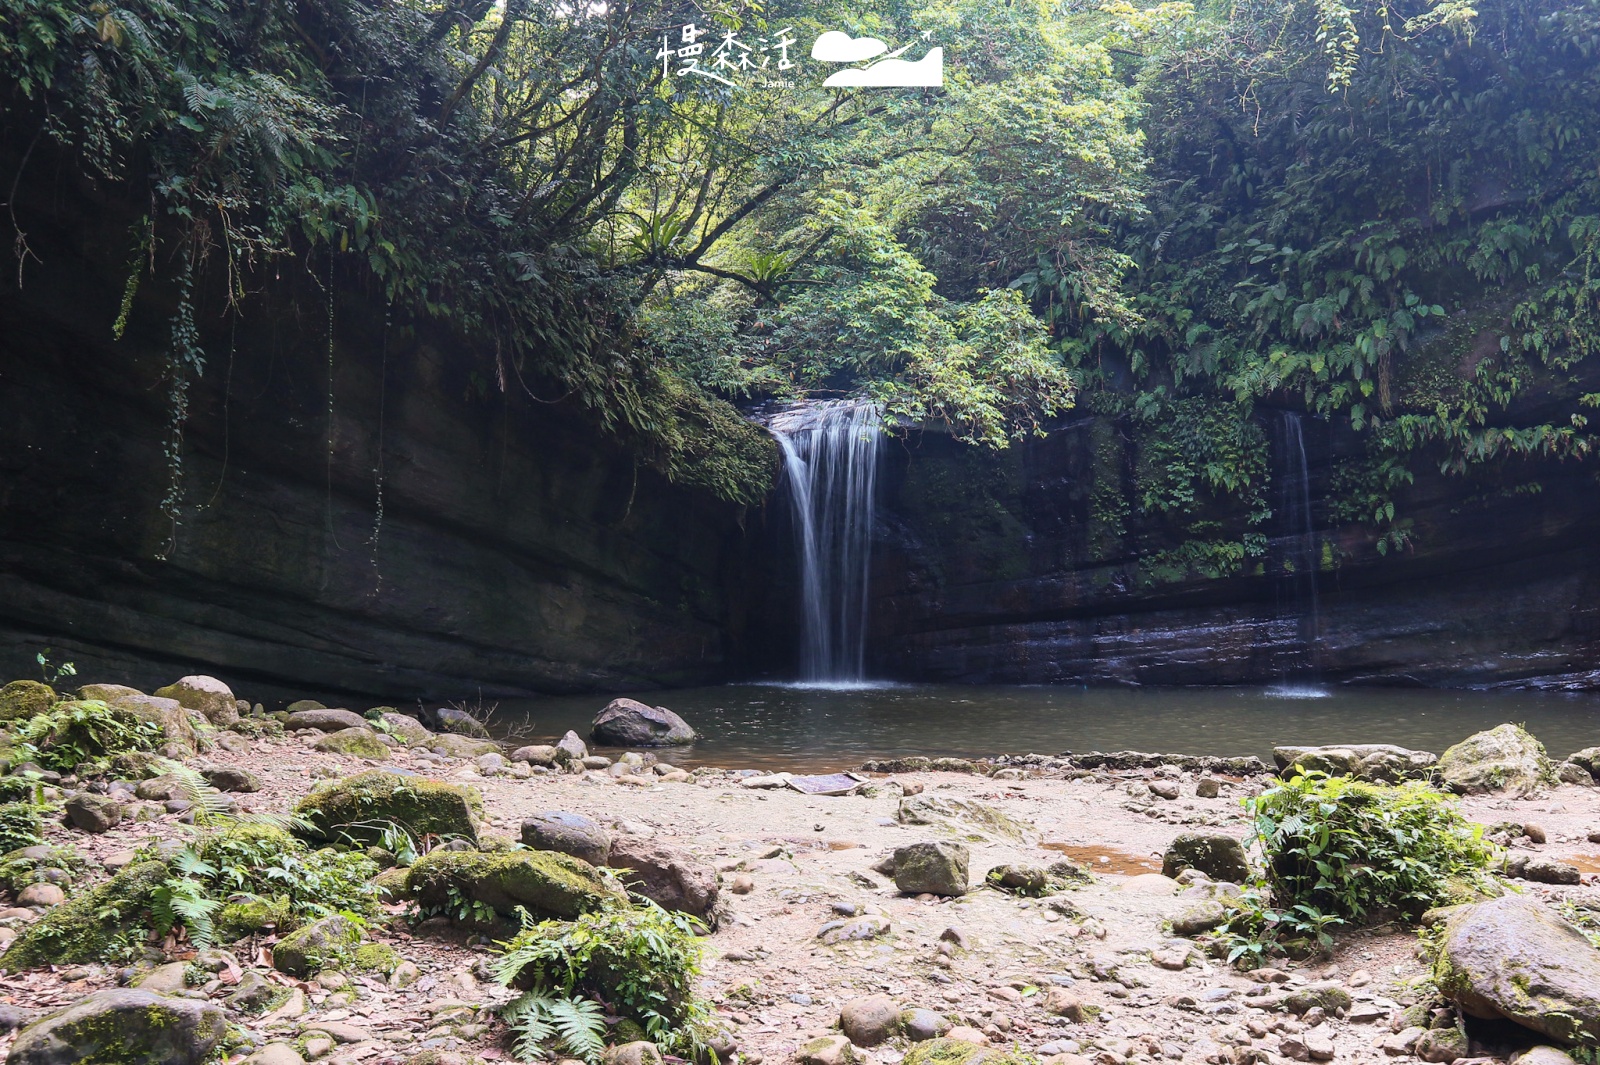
[[0, 196, 764, 701], [821, 421, 1600, 688]]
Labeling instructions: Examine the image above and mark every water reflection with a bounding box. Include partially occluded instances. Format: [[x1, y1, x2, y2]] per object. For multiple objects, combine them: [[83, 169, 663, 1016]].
[[490, 684, 1600, 774]]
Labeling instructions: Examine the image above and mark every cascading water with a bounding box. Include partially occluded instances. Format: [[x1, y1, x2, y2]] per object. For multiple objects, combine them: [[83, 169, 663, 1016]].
[[1271, 410, 1323, 688], [767, 400, 882, 686]]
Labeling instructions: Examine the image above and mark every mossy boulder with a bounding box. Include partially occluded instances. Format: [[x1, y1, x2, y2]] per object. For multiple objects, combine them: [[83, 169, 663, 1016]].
[[313, 727, 390, 759], [371, 866, 411, 903], [294, 770, 480, 847], [288, 708, 368, 732], [104, 694, 200, 755], [1438, 724, 1552, 796], [407, 849, 623, 921], [896, 794, 1033, 841], [434, 707, 490, 738], [351, 941, 402, 975], [378, 712, 432, 746], [892, 842, 969, 896], [1434, 893, 1600, 1046], [218, 897, 293, 941], [0, 844, 86, 893], [2, 860, 170, 969], [0, 681, 55, 722], [7, 988, 226, 1065], [428, 733, 502, 759], [901, 1038, 1029, 1065], [152, 675, 239, 726], [76, 683, 144, 704], [273, 914, 361, 978]]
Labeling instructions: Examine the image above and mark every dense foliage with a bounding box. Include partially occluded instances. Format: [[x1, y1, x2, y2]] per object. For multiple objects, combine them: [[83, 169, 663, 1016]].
[[2, 0, 1598, 554], [495, 901, 717, 1062], [1215, 770, 1495, 967]]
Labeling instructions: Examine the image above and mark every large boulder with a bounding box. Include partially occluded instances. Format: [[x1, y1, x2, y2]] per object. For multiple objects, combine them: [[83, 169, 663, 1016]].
[[591, 699, 698, 747], [286, 708, 368, 732], [1438, 724, 1552, 796], [1161, 832, 1250, 882], [893, 842, 969, 897], [428, 733, 502, 759], [378, 712, 433, 746], [273, 914, 361, 978], [522, 811, 613, 865], [103, 693, 200, 755], [294, 770, 480, 847], [0, 681, 54, 722], [606, 837, 719, 919], [407, 849, 623, 921], [3, 861, 170, 968], [433, 707, 490, 738], [840, 994, 901, 1047], [153, 675, 239, 726], [896, 795, 1033, 841], [6, 988, 226, 1064], [1434, 893, 1600, 1046], [1273, 743, 1437, 783], [313, 727, 390, 760]]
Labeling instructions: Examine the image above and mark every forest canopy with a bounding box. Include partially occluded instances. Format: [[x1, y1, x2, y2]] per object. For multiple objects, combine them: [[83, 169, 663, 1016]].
[[2, 0, 1598, 569]]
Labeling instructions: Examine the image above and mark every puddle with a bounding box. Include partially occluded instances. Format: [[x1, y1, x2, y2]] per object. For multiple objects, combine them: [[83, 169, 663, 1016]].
[[1565, 853, 1600, 874], [1042, 841, 1162, 875]]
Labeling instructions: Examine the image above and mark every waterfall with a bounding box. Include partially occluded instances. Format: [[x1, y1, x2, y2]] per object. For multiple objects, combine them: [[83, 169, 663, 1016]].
[[768, 400, 882, 686], [1273, 410, 1323, 680]]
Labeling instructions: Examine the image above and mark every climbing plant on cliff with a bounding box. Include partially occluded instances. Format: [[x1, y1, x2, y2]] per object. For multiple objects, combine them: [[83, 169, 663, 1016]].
[[1074, 0, 1600, 572]]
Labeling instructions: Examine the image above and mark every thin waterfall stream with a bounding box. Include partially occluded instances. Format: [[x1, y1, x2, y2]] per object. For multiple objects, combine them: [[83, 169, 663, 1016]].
[[767, 400, 882, 686], [1273, 410, 1323, 682]]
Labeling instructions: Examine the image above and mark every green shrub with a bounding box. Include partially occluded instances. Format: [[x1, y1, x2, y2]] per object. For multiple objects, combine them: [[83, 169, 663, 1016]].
[[14, 700, 163, 771], [0, 804, 45, 852], [0, 777, 43, 805], [196, 823, 380, 919], [495, 902, 718, 1062], [1214, 770, 1495, 967]]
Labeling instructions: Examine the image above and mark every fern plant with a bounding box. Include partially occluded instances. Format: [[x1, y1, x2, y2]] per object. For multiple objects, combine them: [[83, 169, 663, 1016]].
[[140, 760, 377, 948], [503, 991, 608, 1064], [494, 901, 721, 1059]]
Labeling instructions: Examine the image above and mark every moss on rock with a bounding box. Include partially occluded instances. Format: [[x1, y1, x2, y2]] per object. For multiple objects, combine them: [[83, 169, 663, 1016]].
[[0, 844, 86, 893], [2, 860, 169, 969], [0, 681, 55, 723], [6, 987, 227, 1065], [294, 770, 480, 847], [273, 914, 361, 978], [900, 1038, 1030, 1065], [371, 865, 411, 903], [351, 941, 402, 975], [217, 897, 293, 941], [313, 727, 390, 759], [406, 849, 623, 921]]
